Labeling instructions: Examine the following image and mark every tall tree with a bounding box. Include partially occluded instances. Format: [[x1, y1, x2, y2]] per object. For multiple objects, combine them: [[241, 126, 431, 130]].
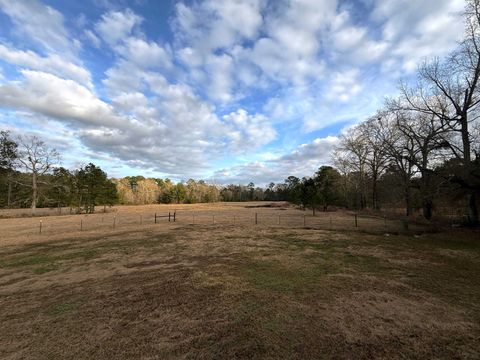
[[16, 135, 59, 211], [397, 0, 480, 224], [0, 131, 18, 207]]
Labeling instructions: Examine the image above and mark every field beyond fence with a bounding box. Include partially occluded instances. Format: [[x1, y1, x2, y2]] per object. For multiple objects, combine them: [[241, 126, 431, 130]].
[[0, 202, 436, 247]]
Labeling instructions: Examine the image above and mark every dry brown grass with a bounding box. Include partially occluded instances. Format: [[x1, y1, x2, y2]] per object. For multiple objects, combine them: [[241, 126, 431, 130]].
[[0, 202, 430, 247], [0, 203, 479, 359]]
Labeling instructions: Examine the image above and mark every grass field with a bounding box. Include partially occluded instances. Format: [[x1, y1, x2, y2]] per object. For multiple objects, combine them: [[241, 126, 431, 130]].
[[0, 203, 479, 359]]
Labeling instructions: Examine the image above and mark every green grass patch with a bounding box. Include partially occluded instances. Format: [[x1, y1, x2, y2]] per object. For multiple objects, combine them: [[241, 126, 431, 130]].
[[0, 232, 178, 274], [48, 303, 76, 316]]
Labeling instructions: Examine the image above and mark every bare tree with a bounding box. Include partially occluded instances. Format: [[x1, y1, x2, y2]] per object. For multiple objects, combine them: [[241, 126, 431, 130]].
[[374, 110, 416, 216], [394, 0, 480, 224], [16, 135, 59, 211], [397, 112, 451, 219], [359, 117, 389, 210], [336, 128, 369, 209]]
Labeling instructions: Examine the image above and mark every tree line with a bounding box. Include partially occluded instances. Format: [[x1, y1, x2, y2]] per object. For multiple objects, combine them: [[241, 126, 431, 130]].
[[331, 0, 480, 225], [0, 132, 117, 213]]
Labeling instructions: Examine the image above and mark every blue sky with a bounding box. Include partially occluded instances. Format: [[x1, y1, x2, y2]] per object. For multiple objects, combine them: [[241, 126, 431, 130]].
[[0, 0, 466, 185]]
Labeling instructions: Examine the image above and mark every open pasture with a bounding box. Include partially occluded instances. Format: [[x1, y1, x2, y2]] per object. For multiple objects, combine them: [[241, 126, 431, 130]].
[[0, 202, 428, 247], [0, 203, 479, 359]]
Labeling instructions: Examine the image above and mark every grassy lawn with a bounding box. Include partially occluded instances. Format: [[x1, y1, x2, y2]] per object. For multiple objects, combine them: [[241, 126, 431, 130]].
[[0, 225, 479, 359]]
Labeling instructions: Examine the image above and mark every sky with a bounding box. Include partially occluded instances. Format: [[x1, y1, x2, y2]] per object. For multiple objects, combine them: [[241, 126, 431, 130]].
[[0, 0, 467, 185]]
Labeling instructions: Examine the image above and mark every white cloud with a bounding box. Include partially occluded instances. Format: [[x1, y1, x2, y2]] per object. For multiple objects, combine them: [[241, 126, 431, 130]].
[[174, 0, 263, 54], [0, 0, 79, 55], [0, 44, 92, 87], [327, 69, 363, 102], [95, 8, 143, 46], [84, 30, 101, 48], [212, 136, 339, 185], [372, 0, 464, 72], [116, 37, 171, 69], [0, 70, 121, 127], [223, 109, 276, 152]]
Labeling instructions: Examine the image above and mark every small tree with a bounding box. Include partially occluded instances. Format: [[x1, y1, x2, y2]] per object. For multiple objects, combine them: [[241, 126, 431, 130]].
[[314, 166, 341, 212], [76, 163, 116, 213]]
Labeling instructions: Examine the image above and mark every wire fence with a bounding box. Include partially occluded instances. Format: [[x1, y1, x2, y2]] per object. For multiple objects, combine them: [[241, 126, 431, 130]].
[[1, 209, 438, 240]]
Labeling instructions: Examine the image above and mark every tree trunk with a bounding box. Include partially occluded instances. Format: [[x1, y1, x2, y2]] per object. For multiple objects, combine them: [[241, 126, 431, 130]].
[[422, 198, 433, 220], [461, 117, 478, 225], [405, 185, 412, 217], [467, 192, 479, 226], [7, 180, 12, 208], [372, 177, 378, 210], [31, 172, 37, 211]]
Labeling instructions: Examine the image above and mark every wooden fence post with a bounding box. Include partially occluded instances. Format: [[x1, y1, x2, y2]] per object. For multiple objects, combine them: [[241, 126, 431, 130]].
[[39, 220, 42, 234], [168, 212, 171, 222], [255, 212, 258, 225], [155, 213, 157, 224], [173, 212, 176, 222], [355, 214, 358, 228]]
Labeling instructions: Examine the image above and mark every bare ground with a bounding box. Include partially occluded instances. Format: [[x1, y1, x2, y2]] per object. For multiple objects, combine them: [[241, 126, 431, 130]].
[[0, 204, 479, 359]]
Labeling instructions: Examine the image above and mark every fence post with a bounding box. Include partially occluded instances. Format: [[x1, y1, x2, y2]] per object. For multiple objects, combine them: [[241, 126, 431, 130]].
[[355, 214, 358, 228], [173, 212, 176, 222], [39, 220, 42, 234], [168, 212, 171, 222], [255, 212, 257, 225], [155, 213, 157, 224]]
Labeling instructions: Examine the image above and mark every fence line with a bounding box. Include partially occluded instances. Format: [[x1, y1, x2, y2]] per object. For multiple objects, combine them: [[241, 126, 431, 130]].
[[27, 210, 433, 237]]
